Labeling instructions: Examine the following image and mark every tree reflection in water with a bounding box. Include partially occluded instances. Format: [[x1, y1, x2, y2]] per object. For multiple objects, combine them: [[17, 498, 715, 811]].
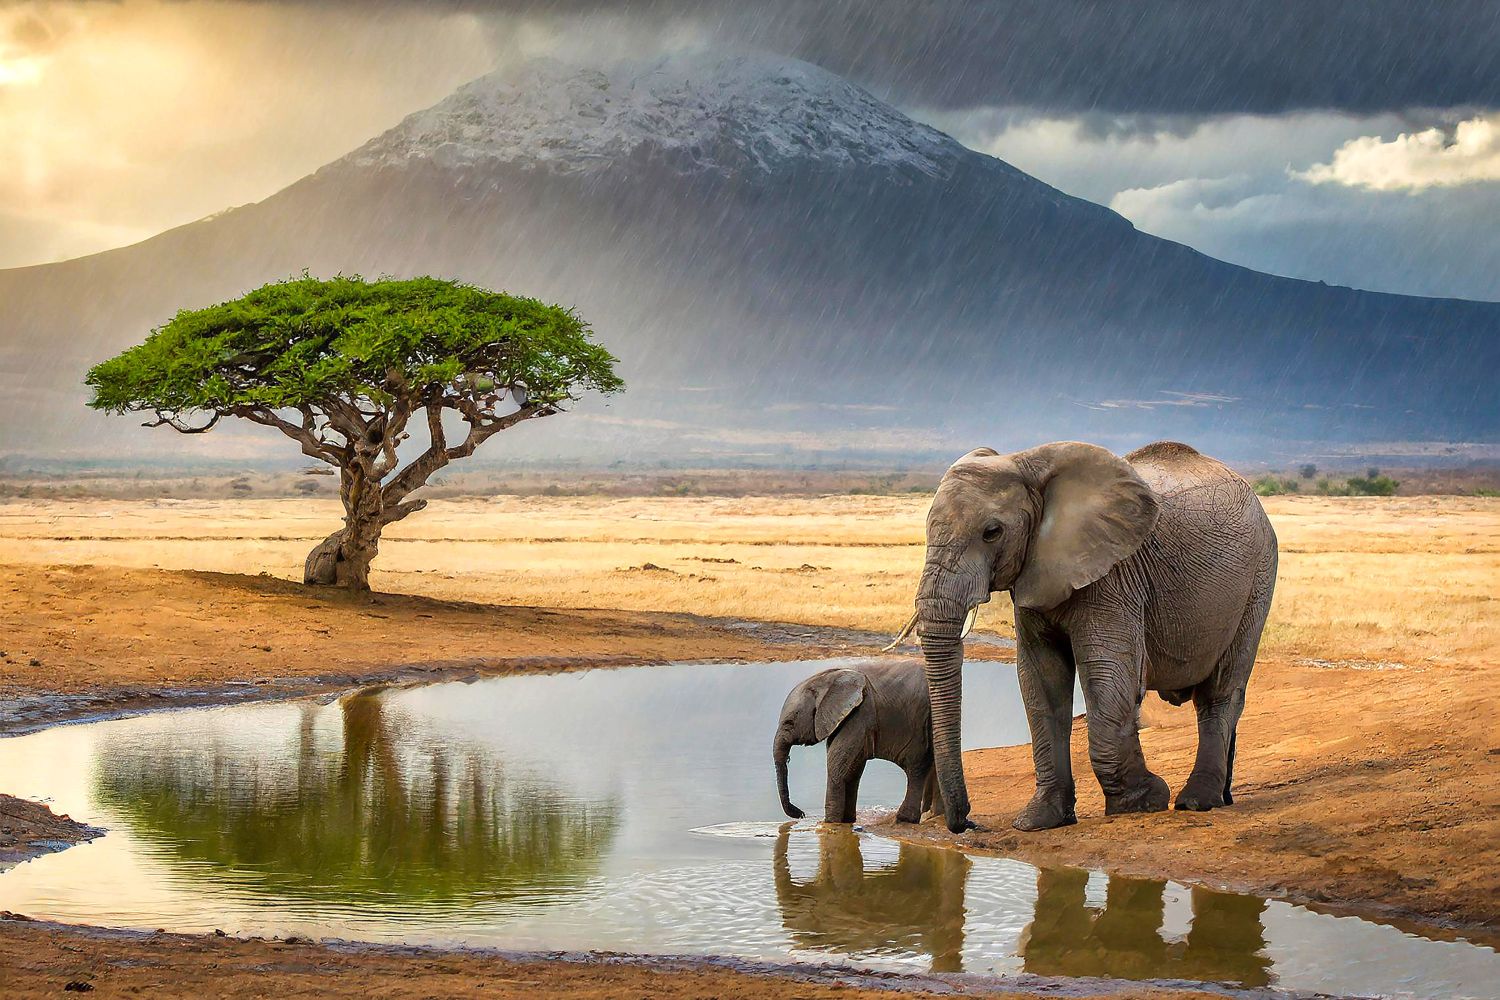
[[773, 823, 969, 972], [94, 689, 619, 908], [1020, 867, 1272, 986]]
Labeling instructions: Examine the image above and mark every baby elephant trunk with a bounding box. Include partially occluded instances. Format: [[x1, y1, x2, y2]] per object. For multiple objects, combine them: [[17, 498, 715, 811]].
[[774, 732, 804, 819]]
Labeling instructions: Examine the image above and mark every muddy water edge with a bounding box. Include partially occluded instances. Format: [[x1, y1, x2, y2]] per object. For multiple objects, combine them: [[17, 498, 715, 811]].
[[1, 659, 1496, 999]]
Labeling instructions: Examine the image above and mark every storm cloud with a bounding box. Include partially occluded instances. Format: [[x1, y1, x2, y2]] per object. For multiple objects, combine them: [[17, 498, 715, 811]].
[[220, 0, 1500, 115], [3, 0, 1498, 300]]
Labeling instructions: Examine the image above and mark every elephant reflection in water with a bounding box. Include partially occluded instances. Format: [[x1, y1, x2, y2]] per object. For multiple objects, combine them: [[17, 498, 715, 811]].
[[773, 823, 970, 972], [94, 689, 619, 905], [1020, 868, 1272, 986]]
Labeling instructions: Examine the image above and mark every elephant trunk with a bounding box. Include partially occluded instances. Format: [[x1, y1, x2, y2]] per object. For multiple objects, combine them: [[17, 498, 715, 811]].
[[775, 732, 804, 819], [918, 594, 973, 833]]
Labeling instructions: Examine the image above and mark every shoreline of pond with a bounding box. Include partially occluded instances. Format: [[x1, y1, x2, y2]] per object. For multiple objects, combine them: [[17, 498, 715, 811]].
[[2, 563, 1496, 993]]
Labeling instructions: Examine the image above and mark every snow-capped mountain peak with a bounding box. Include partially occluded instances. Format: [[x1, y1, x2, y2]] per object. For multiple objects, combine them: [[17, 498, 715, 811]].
[[350, 49, 962, 177]]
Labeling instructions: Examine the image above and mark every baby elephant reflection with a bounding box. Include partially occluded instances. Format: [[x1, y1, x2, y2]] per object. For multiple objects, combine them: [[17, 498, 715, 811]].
[[773, 823, 969, 972], [1020, 868, 1272, 986]]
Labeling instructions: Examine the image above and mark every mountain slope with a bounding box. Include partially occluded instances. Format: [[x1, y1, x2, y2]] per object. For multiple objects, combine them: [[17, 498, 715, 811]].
[[2, 50, 1495, 463]]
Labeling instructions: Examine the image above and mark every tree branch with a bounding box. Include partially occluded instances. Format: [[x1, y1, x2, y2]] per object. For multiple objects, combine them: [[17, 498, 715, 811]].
[[381, 398, 554, 505], [381, 498, 428, 525], [232, 406, 342, 466], [144, 410, 221, 434], [381, 399, 449, 505], [372, 389, 416, 480], [446, 401, 552, 460], [321, 396, 370, 444]]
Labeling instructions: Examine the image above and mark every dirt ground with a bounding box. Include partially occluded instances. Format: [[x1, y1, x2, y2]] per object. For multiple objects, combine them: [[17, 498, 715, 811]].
[[0, 915, 1219, 1000], [0, 562, 868, 705], [0, 795, 99, 864], [1, 493, 1497, 991]]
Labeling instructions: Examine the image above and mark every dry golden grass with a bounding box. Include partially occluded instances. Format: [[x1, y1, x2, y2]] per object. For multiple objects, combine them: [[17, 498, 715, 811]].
[[1, 493, 1496, 662]]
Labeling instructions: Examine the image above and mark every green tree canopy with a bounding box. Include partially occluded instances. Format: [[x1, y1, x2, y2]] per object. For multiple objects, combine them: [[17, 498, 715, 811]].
[[87, 275, 622, 588]]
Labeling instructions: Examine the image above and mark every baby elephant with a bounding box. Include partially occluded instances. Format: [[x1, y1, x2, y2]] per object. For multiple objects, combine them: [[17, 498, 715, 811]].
[[774, 661, 943, 824]]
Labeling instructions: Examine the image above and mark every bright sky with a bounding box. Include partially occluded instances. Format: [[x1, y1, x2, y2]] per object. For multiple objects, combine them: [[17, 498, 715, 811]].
[[2, 0, 1497, 300], [0, 1, 498, 267]]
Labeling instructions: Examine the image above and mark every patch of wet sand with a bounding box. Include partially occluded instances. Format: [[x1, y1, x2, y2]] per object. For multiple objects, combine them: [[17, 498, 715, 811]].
[[0, 797, 100, 866]]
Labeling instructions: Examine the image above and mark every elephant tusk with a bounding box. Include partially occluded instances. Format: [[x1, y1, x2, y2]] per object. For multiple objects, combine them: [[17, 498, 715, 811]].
[[960, 604, 980, 639], [882, 609, 921, 652]]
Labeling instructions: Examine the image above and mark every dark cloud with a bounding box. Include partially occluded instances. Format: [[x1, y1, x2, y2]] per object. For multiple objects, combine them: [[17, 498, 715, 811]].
[[267, 0, 1500, 114]]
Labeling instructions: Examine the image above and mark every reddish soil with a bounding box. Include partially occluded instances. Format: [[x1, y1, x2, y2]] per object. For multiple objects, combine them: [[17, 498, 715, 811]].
[[0, 914, 1221, 1000]]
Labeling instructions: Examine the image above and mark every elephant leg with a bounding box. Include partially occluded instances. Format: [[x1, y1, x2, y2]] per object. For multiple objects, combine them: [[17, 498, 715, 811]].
[[1224, 729, 1237, 805], [922, 764, 946, 821], [1073, 622, 1170, 816], [1178, 570, 1270, 811], [824, 733, 866, 824], [1177, 688, 1244, 811], [832, 756, 867, 824], [896, 764, 927, 823], [1014, 610, 1080, 831]]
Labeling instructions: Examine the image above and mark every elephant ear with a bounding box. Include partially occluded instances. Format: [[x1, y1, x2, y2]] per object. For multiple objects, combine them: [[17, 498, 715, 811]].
[[1012, 442, 1160, 612], [813, 669, 867, 742]]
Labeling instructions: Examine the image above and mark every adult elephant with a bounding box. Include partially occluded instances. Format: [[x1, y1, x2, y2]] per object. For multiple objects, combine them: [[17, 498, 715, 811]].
[[901, 441, 1276, 833]]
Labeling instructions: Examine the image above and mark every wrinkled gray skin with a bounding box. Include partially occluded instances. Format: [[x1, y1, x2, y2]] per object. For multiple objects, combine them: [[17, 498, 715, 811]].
[[775, 661, 944, 824], [914, 441, 1277, 834]]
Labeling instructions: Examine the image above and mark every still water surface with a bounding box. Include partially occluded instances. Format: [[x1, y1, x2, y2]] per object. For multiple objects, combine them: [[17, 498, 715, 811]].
[[0, 659, 1494, 997]]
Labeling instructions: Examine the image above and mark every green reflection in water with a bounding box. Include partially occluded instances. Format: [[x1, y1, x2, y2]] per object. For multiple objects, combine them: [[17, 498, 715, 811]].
[[773, 823, 969, 973], [1020, 867, 1273, 987], [94, 690, 619, 908]]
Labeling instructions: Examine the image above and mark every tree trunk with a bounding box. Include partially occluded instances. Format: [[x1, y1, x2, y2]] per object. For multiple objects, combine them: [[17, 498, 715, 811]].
[[304, 524, 381, 589], [305, 469, 384, 590]]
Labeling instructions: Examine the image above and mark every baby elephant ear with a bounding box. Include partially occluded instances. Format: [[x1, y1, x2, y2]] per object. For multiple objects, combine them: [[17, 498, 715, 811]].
[[1012, 442, 1160, 612], [813, 669, 867, 742]]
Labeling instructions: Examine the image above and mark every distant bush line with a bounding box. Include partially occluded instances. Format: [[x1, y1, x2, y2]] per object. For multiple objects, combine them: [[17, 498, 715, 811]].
[[1251, 466, 1401, 497]]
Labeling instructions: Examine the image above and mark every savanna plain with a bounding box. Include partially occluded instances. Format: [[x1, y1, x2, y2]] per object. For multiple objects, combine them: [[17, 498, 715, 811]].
[[1, 488, 1497, 997]]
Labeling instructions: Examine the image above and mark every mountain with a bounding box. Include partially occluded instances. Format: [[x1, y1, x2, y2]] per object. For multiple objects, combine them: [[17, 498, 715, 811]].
[[2, 50, 1496, 465]]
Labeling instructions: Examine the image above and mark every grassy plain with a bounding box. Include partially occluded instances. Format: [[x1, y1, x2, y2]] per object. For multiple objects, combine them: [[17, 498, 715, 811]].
[[1, 493, 1497, 664]]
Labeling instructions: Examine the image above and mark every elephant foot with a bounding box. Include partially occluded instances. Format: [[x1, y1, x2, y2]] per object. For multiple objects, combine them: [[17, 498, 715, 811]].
[[1103, 773, 1171, 816], [894, 806, 922, 824], [1013, 788, 1077, 832], [943, 811, 978, 834], [1175, 773, 1228, 812]]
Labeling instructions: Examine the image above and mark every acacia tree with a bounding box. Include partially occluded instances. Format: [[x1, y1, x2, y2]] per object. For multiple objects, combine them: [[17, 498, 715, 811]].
[[87, 275, 622, 589]]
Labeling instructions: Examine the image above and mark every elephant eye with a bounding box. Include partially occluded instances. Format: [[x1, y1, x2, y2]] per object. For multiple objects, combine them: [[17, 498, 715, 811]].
[[982, 522, 1003, 544]]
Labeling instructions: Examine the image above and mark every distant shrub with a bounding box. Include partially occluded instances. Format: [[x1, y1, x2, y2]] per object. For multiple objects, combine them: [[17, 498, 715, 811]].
[[1252, 475, 1299, 496], [1475, 487, 1500, 498], [1299, 464, 1318, 480], [1346, 474, 1399, 496]]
